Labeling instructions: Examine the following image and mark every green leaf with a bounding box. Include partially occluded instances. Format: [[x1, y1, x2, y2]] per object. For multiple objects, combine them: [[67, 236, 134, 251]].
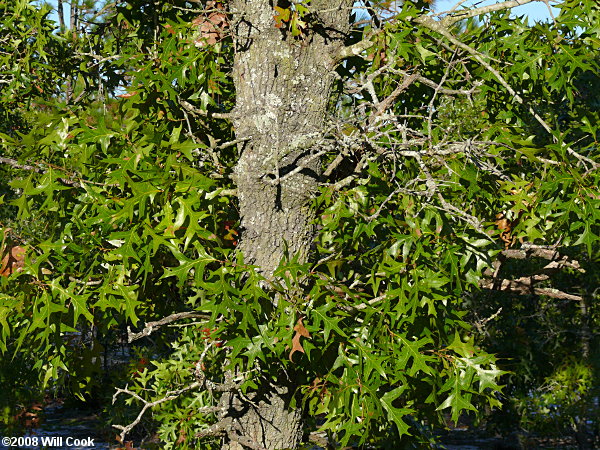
[[396, 335, 434, 376], [311, 302, 347, 343], [380, 386, 413, 437]]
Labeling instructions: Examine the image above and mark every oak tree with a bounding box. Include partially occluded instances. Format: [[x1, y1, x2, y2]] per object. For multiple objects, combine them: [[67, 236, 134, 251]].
[[1, 0, 598, 448]]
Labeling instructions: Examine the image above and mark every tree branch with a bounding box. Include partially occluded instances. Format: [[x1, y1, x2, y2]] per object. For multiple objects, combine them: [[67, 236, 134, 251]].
[[114, 337, 238, 443], [127, 311, 210, 343], [413, 14, 599, 171], [113, 382, 203, 443], [0, 157, 82, 187], [368, 72, 419, 126], [439, 0, 539, 27], [480, 276, 583, 301], [336, 33, 377, 61], [179, 98, 236, 120], [500, 245, 584, 272]]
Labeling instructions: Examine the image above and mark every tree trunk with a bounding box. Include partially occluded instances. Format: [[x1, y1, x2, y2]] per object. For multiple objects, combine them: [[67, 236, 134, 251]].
[[221, 1, 353, 448], [219, 383, 304, 450], [231, 0, 352, 275]]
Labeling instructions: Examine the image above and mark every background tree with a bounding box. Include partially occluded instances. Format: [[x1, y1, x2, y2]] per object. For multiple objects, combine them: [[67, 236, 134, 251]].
[[1, 0, 598, 448]]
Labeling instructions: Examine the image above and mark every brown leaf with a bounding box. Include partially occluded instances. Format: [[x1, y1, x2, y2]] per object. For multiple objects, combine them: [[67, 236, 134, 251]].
[[117, 91, 137, 98], [193, 2, 228, 48], [289, 317, 311, 362], [495, 213, 514, 249], [176, 429, 187, 445], [0, 245, 26, 277]]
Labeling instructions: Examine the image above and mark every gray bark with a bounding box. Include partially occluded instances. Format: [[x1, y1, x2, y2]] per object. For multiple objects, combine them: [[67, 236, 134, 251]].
[[219, 384, 304, 450], [220, 1, 353, 448], [231, 0, 352, 275]]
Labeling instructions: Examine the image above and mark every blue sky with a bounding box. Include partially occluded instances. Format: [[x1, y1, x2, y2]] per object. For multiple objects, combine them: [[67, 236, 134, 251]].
[[434, 0, 561, 23]]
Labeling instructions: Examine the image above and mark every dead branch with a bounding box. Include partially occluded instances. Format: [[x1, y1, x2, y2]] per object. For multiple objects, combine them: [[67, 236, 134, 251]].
[[480, 242, 586, 301], [480, 276, 583, 301]]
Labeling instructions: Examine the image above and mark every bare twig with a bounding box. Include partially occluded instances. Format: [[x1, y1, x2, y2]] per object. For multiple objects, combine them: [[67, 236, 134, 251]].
[[368, 72, 420, 126], [113, 382, 202, 442], [179, 98, 236, 120], [0, 157, 81, 187], [68, 276, 103, 286], [473, 307, 503, 334], [367, 188, 401, 222], [438, 0, 538, 27], [390, 68, 481, 96], [127, 311, 210, 343]]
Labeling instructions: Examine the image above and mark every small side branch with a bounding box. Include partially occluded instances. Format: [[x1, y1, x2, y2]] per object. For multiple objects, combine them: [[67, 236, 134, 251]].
[[473, 307, 503, 334], [112, 382, 202, 443], [0, 157, 81, 187], [127, 311, 210, 343], [179, 98, 236, 120], [439, 0, 538, 27], [368, 72, 419, 126], [336, 34, 377, 61]]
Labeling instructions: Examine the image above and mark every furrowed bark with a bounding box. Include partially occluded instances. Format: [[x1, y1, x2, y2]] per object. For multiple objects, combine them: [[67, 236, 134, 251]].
[[219, 1, 353, 448], [231, 0, 352, 275]]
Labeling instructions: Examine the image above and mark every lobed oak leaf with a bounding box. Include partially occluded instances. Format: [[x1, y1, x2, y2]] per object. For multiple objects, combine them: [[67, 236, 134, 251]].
[[273, 6, 291, 28], [289, 317, 311, 362]]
